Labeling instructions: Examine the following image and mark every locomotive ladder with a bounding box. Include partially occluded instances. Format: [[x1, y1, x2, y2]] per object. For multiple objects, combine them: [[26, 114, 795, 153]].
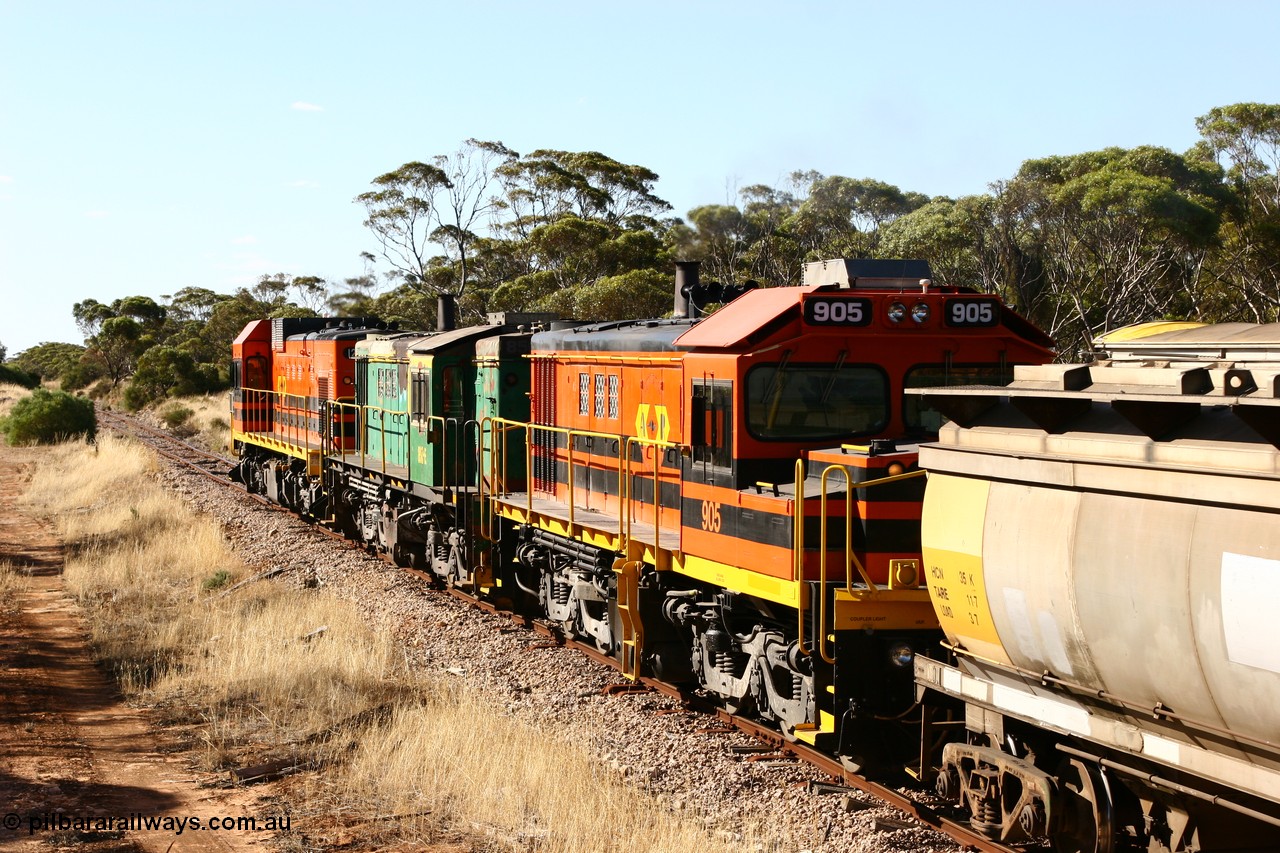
[[613, 559, 644, 679]]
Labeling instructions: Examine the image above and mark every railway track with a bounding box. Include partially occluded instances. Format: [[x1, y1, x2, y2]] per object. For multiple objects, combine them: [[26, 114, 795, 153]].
[[95, 405, 1027, 853]]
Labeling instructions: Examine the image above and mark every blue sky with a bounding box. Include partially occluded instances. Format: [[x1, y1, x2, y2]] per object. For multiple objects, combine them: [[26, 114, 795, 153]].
[[2, 0, 1277, 354]]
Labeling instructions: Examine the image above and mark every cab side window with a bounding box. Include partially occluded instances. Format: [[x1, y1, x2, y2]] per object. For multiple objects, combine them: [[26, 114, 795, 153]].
[[411, 370, 430, 430], [691, 380, 733, 470], [245, 356, 267, 390]]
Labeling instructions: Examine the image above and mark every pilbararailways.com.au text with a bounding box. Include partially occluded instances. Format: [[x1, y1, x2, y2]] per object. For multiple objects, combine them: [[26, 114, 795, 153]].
[[3, 811, 292, 836]]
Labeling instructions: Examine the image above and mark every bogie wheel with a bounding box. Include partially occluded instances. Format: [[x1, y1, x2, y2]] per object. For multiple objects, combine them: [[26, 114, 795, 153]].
[[1053, 756, 1115, 853]]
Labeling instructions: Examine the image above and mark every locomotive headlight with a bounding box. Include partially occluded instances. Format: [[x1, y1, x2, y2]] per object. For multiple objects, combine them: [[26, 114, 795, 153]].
[[911, 302, 931, 324], [887, 302, 907, 323], [888, 642, 915, 668]]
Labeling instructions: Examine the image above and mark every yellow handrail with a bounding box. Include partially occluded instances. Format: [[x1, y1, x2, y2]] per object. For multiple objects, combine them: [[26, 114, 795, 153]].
[[237, 387, 323, 457], [376, 406, 409, 473], [477, 417, 528, 544], [326, 400, 363, 462], [483, 416, 681, 549], [795, 462, 928, 660], [483, 417, 628, 540], [794, 459, 809, 656], [622, 435, 679, 546]]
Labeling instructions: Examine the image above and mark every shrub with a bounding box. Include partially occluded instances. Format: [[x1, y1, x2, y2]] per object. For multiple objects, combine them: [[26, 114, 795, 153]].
[[160, 405, 195, 429], [60, 361, 104, 392], [0, 364, 40, 389], [202, 569, 232, 591], [122, 382, 152, 412], [87, 379, 114, 400], [0, 388, 96, 445], [125, 346, 222, 411]]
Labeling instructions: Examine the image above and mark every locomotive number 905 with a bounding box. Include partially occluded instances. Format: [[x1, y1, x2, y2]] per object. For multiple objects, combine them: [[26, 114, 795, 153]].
[[944, 298, 1000, 328], [803, 297, 873, 327]]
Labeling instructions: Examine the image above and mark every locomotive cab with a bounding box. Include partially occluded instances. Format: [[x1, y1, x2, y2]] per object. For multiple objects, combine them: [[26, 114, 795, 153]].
[[658, 261, 1054, 750]]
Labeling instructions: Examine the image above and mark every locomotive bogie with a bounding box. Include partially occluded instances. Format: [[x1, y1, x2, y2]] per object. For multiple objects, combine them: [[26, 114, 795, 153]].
[[662, 584, 818, 729], [513, 525, 619, 652]]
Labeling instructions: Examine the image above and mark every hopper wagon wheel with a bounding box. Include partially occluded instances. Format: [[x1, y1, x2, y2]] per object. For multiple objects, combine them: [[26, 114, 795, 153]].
[[1053, 756, 1115, 853]]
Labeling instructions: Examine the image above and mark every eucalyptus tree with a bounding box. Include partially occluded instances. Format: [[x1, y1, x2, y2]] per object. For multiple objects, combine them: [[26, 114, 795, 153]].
[[783, 174, 928, 259], [163, 286, 225, 324], [481, 149, 673, 315], [356, 139, 516, 299], [668, 204, 755, 287], [1194, 103, 1280, 321], [878, 188, 1049, 323], [738, 182, 804, 285], [13, 342, 86, 380], [1006, 146, 1227, 352], [326, 274, 381, 317], [496, 148, 670, 232], [71, 296, 169, 385]]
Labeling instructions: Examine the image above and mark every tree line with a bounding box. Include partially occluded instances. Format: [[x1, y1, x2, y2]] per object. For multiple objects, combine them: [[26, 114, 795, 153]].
[[5, 102, 1278, 406]]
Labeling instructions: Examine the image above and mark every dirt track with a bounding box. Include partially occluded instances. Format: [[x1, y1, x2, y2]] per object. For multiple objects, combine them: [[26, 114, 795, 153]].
[[0, 444, 267, 853]]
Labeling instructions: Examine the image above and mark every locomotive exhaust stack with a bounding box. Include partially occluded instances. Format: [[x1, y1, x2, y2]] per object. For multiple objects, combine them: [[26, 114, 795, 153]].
[[673, 260, 699, 319], [437, 294, 457, 332], [673, 259, 759, 318]]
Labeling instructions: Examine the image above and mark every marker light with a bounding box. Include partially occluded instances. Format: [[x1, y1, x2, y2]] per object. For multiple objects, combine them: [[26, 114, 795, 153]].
[[911, 303, 931, 324], [887, 302, 907, 323]]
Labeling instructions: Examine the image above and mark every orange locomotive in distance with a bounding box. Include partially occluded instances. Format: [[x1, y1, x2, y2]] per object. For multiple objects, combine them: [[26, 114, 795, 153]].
[[485, 258, 1054, 759], [230, 316, 387, 511]]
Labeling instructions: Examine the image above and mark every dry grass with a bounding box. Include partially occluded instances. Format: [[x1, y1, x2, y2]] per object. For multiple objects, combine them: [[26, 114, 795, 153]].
[[159, 393, 231, 451], [0, 560, 23, 607], [0, 382, 33, 421], [20, 436, 740, 852], [336, 691, 750, 853]]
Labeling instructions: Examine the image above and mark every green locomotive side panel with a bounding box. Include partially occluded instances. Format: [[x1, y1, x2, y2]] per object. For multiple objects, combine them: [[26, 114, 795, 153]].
[[346, 325, 522, 490], [352, 334, 421, 475], [358, 358, 410, 472], [475, 333, 534, 491], [407, 349, 482, 490]]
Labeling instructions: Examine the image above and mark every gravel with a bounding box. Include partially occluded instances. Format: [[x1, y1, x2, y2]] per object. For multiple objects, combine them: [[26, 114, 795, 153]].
[[159, 449, 961, 853]]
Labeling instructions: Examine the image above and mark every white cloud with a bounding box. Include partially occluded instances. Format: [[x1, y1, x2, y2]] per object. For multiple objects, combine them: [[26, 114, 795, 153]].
[[232, 235, 258, 245], [291, 101, 323, 112], [84, 210, 109, 219], [0, 175, 12, 184], [288, 179, 319, 189]]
